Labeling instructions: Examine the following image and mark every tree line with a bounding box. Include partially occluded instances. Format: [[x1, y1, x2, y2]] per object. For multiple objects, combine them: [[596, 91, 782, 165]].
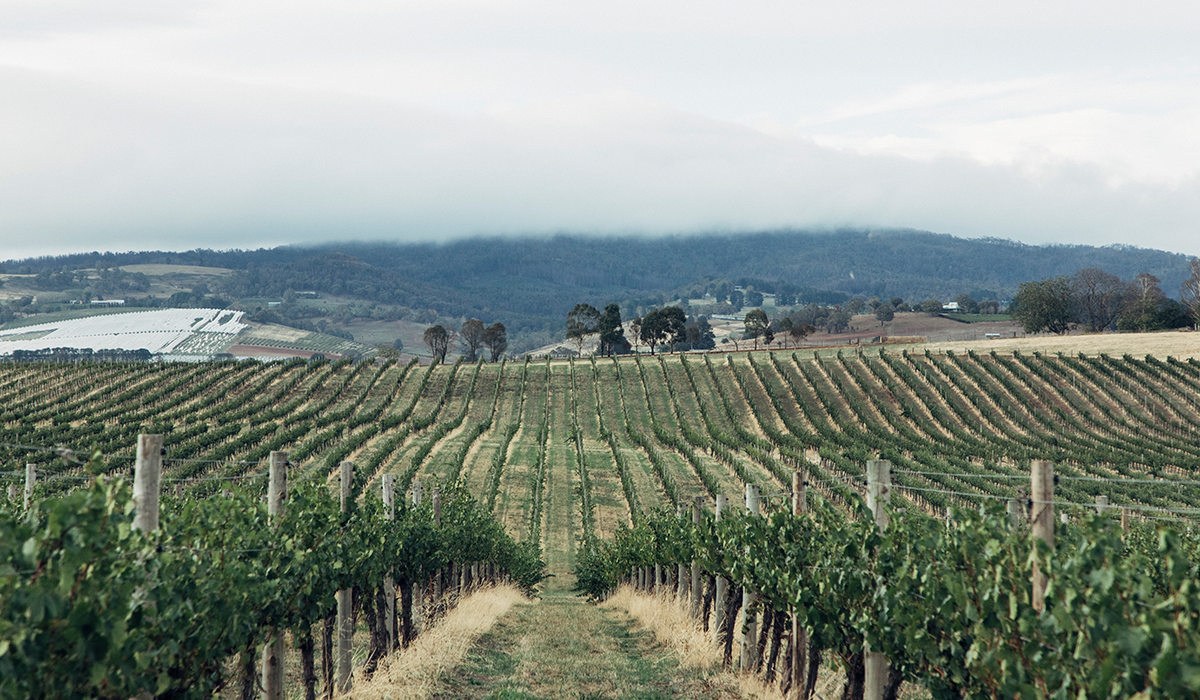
[[1011, 261, 1200, 335], [420, 319, 508, 362], [566, 303, 722, 356], [423, 258, 1200, 360], [7, 230, 1193, 355]]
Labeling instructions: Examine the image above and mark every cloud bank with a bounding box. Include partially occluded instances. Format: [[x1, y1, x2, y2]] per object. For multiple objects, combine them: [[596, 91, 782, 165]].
[[0, 1, 1197, 257]]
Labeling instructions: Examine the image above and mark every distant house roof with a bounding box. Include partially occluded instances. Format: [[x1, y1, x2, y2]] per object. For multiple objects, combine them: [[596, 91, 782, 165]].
[[90, 299, 125, 306], [942, 302, 960, 311]]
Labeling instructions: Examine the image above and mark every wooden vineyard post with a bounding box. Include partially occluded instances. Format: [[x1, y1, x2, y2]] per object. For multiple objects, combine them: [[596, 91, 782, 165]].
[[6, 484, 18, 503], [740, 483, 760, 673], [1031, 460, 1055, 613], [1095, 495, 1109, 514], [432, 485, 442, 604], [336, 461, 354, 694], [714, 493, 728, 645], [1007, 498, 1023, 525], [23, 463, 36, 510], [864, 459, 891, 700], [131, 435, 163, 700], [382, 474, 397, 651], [691, 496, 702, 620], [676, 505, 687, 601], [263, 451, 288, 700], [1122, 507, 1131, 538], [132, 435, 163, 532], [790, 471, 808, 699], [411, 482, 424, 632]]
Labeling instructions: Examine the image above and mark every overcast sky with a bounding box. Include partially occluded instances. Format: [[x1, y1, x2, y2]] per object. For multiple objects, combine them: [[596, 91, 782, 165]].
[[2, 0, 1198, 259]]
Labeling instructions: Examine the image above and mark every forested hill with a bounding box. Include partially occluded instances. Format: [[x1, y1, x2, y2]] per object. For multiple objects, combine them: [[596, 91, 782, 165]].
[[5, 229, 1193, 327]]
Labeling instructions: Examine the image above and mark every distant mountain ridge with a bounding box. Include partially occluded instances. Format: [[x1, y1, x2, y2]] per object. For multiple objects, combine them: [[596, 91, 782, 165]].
[[5, 229, 1194, 332]]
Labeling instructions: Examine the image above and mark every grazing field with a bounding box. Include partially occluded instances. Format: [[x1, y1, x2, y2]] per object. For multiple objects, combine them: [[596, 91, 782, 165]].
[[916, 327, 1200, 360]]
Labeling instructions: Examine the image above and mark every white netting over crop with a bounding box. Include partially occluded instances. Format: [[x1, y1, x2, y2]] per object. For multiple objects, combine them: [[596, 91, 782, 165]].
[[0, 309, 246, 355]]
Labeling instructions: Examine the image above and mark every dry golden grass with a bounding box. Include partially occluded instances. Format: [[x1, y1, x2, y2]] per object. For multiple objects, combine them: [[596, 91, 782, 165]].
[[343, 584, 526, 700], [916, 329, 1200, 360], [603, 585, 785, 700], [241, 322, 313, 342]]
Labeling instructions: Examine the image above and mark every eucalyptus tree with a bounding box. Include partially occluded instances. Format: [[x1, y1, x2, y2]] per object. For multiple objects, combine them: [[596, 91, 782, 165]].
[[743, 308, 771, 349], [597, 303, 626, 356], [482, 322, 507, 361], [1012, 276, 1075, 335], [566, 303, 601, 355], [459, 318, 486, 361], [422, 324, 452, 361]]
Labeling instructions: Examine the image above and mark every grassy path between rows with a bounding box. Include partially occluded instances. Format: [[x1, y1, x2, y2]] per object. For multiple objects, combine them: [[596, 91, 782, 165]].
[[427, 407, 740, 700], [426, 575, 737, 699]]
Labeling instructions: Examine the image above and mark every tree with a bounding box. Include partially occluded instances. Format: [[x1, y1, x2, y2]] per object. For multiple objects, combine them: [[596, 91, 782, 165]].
[[953, 294, 979, 314], [422, 324, 451, 361], [689, 316, 716, 350], [788, 320, 815, 346], [845, 298, 866, 315], [597, 303, 625, 356], [916, 299, 943, 314], [874, 303, 895, 326], [629, 316, 643, 353], [743, 309, 770, 350], [460, 318, 486, 361], [1118, 273, 1167, 332], [778, 317, 793, 347], [566, 303, 601, 355], [1011, 277, 1075, 335], [639, 312, 664, 354], [728, 290, 744, 311], [482, 322, 507, 361], [375, 344, 403, 360], [639, 306, 686, 354], [807, 305, 850, 334], [1182, 257, 1200, 330], [1071, 268, 1124, 332], [745, 289, 764, 307], [1157, 299, 1193, 330], [660, 306, 687, 351]]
